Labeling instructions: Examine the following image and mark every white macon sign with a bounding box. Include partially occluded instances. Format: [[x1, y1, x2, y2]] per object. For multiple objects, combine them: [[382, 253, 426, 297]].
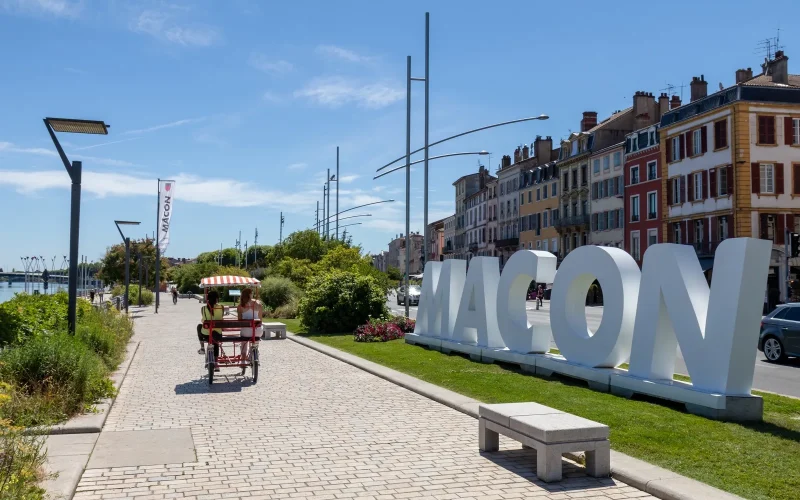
[[410, 238, 772, 421]]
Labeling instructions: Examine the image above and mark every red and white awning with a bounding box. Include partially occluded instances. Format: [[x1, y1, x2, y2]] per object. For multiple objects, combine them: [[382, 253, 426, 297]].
[[200, 275, 260, 287]]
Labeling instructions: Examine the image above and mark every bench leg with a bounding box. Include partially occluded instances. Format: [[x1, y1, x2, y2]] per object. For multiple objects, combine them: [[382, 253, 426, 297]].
[[536, 447, 563, 482], [585, 441, 611, 478], [479, 419, 499, 452]]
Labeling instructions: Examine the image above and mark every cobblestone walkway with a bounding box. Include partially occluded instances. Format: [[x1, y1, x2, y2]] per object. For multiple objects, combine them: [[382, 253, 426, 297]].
[[74, 300, 652, 499]]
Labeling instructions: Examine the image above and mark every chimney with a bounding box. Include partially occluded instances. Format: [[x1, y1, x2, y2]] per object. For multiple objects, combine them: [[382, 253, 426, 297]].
[[670, 95, 681, 109], [690, 75, 708, 102], [658, 93, 669, 118], [633, 91, 657, 129], [765, 51, 789, 85], [501, 155, 511, 168], [534, 135, 554, 163], [513, 147, 521, 164], [522, 144, 530, 160], [580, 111, 598, 132], [735, 67, 754, 84]]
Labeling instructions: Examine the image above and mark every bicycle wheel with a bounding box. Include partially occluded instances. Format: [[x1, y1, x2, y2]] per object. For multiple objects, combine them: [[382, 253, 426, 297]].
[[206, 349, 215, 385], [250, 348, 259, 384]]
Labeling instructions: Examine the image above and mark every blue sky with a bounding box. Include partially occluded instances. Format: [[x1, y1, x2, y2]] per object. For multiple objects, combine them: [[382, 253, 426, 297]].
[[1, 0, 797, 271]]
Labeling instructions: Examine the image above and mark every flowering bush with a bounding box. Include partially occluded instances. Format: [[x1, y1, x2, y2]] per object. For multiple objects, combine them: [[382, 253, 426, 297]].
[[389, 315, 416, 333], [354, 319, 404, 343]]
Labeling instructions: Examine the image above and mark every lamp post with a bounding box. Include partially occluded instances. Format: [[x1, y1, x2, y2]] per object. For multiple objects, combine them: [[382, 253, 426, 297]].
[[322, 185, 327, 239], [336, 147, 340, 240], [115, 220, 140, 315], [326, 168, 331, 239], [137, 247, 143, 307], [44, 117, 110, 334], [317, 200, 396, 232], [373, 151, 490, 180]]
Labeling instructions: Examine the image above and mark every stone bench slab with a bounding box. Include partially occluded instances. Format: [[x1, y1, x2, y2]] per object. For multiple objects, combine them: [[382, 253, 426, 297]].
[[510, 413, 609, 443], [479, 402, 564, 428]]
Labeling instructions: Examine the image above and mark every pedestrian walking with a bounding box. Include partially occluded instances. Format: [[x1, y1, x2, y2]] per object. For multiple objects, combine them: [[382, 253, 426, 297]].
[[537, 284, 544, 309], [89, 288, 96, 303]]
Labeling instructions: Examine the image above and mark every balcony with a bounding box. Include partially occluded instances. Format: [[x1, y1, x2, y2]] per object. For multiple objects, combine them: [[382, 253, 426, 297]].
[[443, 243, 454, 254], [495, 237, 519, 248], [469, 243, 479, 253], [647, 212, 657, 220], [554, 214, 590, 231], [631, 214, 639, 222]]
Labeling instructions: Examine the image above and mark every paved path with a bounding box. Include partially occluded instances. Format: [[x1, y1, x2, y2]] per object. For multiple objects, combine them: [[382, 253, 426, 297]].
[[74, 299, 650, 500], [388, 295, 800, 399]]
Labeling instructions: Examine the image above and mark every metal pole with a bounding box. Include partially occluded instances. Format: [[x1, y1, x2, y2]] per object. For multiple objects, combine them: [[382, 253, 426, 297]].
[[323, 186, 327, 238], [405, 55, 412, 318], [137, 248, 143, 307], [154, 179, 160, 313], [786, 227, 791, 301], [67, 161, 82, 333], [279, 212, 283, 243], [336, 147, 340, 240], [326, 168, 331, 240], [124, 237, 130, 314], [423, 11, 430, 268], [316, 201, 320, 235]]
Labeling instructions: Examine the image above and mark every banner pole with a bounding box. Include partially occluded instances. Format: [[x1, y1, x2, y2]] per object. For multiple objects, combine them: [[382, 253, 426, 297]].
[[155, 178, 160, 313]]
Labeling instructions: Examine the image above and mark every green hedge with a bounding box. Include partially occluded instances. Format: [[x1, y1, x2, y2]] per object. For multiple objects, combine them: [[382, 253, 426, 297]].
[[298, 271, 387, 333]]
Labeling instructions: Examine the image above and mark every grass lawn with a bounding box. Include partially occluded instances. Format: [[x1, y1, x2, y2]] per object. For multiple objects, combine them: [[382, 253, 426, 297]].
[[268, 318, 800, 500]]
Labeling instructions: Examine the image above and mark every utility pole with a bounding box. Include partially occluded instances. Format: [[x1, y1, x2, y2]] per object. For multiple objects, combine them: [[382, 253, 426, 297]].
[[254, 228, 259, 268], [280, 212, 285, 244], [236, 231, 241, 267], [244, 241, 248, 269], [316, 201, 320, 235], [326, 168, 331, 240], [323, 185, 327, 240], [336, 147, 340, 240]]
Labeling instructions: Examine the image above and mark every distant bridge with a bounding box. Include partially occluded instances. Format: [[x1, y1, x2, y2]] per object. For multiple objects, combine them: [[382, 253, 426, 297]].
[[0, 272, 98, 286]]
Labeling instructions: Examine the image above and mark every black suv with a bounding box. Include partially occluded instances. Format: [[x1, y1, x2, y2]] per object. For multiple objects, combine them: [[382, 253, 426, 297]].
[[759, 304, 800, 362]]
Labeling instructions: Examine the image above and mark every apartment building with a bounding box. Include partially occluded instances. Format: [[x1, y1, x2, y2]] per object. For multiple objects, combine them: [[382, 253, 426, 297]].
[[465, 187, 488, 260], [452, 165, 493, 261], [387, 233, 425, 276], [426, 218, 446, 263], [497, 154, 521, 266], [660, 51, 800, 299], [443, 215, 455, 258], [371, 251, 388, 273], [519, 136, 560, 253], [486, 178, 498, 259]]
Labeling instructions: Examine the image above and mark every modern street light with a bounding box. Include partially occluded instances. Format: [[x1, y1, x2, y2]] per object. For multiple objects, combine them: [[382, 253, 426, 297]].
[[44, 117, 110, 334], [114, 220, 140, 315], [317, 200, 396, 238], [373, 151, 490, 180]]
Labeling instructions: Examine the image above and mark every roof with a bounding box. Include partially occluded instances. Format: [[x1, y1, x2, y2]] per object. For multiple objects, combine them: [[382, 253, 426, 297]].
[[742, 74, 800, 88], [587, 107, 633, 133], [200, 275, 260, 287], [452, 172, 481, 186]]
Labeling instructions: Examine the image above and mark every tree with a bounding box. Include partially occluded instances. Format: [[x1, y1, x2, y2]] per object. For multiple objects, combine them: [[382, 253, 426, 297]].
[[315, 246, 363, 273], [387, 266, 402, 281], [97, 238, 168, 287], [197, 248, 238, 266]]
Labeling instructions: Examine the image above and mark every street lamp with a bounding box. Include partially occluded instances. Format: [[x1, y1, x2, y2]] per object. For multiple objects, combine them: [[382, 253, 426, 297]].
[[372, 151, 490, 180], [318, 200, 396, 238], [44, 117, 110, 334], [114, 220, 140, 314]]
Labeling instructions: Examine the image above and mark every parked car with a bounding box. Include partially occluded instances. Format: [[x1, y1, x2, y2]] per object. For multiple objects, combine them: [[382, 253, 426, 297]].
[[759, 303, 800, 362], [397, 285, 421, 306]]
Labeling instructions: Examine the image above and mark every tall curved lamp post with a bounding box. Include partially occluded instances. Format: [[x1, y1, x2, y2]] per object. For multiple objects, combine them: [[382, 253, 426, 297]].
[[115, 220, 140, 314], [44, 117, 110, 334], [318, 200, 396, 239]]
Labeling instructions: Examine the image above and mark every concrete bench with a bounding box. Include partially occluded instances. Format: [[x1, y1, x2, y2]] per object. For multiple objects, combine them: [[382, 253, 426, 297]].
[[478, 402, 610, 482], [262, 322, 287, 340]]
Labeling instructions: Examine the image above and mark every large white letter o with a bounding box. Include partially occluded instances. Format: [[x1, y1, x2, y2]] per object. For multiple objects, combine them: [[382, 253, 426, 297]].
[[550, 246, 640, 367]]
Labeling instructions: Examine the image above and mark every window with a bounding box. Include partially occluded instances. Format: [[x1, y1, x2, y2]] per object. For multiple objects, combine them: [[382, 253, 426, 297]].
[[718, 216, 728, 241], [543, 240, 549, 252], [649, 130, 656, 145], [552, 238, 558, 252], [714, 119, 728, 149], [671, 177, 681, 204], [543, 186, 548, 199], [536, 188, 541, 201], [694, 219, 704, 243], [692, 129, 703, 156], [631, 136, 638, 151], [647, 160, 657, 180], [758, 115, 776, 144], [648, 228, 658, 248], [631, 232, 641, 261], [760, 163, 775, 194], [603, 156, 610, 171], [593, 159, 600, 174], [631, 166, 640, 185], [718, 168, 729, 196], [673, 223, 682, 244], [631, 195, 640, 222], [552, 183, 557, 196], [794, 118, 800, 145], [613, 152, 622, 168], [528, 190, 532, 203], [693, 172, 703, 201], [581, 165, 587, 185], [647, 192, 657, 219], [671, 136, 681, 162]]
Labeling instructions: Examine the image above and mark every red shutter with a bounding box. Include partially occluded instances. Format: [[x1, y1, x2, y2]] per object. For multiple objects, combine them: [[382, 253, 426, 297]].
[[687, 220, 694, 244], [752, 163, 760, 193], [727, 166, 734, 196], [680, 175, 686, 203], [776, 163, 785, 194], [710, 216, 718, 242], [687, 173, 695, 202], [667, 178, 673, 205], [786, 117, 794, 145], [777, 215, 786, 244], [679, 134, 686, 160], [685, 132, 693, 157], [665, 138, 672, 163], [729, 213, 735, 238], [682, 221, 688, 244], [709, 168, 717, 198], [702, 170, 709, 199], [794, 164, 800, 195], [701, 126, 708, 153]]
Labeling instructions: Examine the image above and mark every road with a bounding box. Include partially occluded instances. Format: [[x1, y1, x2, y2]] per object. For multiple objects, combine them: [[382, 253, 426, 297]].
[[387, 294, 800, 398]]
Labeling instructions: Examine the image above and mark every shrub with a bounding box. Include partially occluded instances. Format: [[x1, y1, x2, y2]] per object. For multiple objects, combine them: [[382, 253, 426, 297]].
[[299, 271, 387, 333], [76, 308, 133, 368], [354, 319, 404, 342], [272, 297, 299, 319], [0, 292, 92, 347], [0, 407, 48, 500], [259, 277, 300, 310], [389, 315, 416, 333], [126, 286, 154, 306]]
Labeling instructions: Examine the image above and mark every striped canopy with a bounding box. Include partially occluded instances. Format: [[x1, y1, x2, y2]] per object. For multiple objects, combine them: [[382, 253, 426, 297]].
[[200, 275, 260, 288]]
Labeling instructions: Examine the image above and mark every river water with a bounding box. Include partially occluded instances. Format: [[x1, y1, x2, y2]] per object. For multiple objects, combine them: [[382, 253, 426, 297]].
[[0, 282, 70, 304]]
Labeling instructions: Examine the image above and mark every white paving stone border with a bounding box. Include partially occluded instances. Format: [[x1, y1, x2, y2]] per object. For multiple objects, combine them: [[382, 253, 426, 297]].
[[288, 332, 744, 500]]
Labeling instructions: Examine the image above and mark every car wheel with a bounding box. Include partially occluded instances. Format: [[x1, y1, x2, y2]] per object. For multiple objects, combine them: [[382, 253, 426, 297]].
[[763, 336, 786, 363]]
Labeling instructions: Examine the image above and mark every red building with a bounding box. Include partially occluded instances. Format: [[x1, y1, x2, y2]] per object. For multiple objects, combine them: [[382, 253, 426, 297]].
[[624, 123, 662, 264]]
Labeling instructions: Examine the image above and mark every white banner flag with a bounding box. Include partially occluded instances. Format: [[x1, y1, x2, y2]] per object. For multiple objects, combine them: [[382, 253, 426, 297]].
[[158, 180, 175, 253]]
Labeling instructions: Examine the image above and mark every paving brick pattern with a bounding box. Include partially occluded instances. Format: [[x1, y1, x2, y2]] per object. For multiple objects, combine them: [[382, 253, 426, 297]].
[[74, 301, 652, 499]]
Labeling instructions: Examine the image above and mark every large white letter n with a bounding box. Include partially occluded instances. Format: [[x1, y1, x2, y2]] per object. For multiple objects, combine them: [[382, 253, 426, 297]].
[[414, 260, 466, 339], [628, 238, 771, 395]]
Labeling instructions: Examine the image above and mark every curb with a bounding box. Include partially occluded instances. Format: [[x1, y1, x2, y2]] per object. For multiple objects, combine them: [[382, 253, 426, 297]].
[[288, 333, 743, 500]]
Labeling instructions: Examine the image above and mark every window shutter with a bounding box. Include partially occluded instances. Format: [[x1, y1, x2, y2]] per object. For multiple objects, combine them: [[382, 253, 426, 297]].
[[619, 175, 624, 195], [682, 221, 687, 244], [592, 182, 596, 199], [714, 121, 721, 149], [751, 163, 760, 193], [709, 168, 717, 198], [728, 214, 735, 238], [687, 173, 695, 202], [667, 178, 673, 204], [686, 131, 693, 156], [727, 166, 734, 196], [701, 125, 708, 153], [680, 175, 686, 203], [788, 214, 795, 234], [776, 163, 785, 194], [786, 117, 794, 145], [777, 214, 786, 244], [687, 220, 694, 244], [794, 164, 800, 195], [702, 170, 709, 199], [591, 213, 598, 231], [760, 214, 769, 239], [710, 216, 718, 241], [679, 134, 685, 160], [665, 137, 672, 162]]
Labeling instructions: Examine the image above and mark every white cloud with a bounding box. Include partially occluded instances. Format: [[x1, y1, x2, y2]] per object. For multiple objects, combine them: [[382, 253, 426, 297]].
[[0, 141, 57, 157], [122, 118, 205, 136], [287, 163, 307, 171], [294, 76, 403, 109], [315, 45, 373, 63], [1, 0, 82, 18], [261, 91, 283, 104], [131, 10, 220, 47], [249, 53, 293, 75], [0, 141, 136, 167], [339, 174, 359, 183], [73, 137, 142, 151]]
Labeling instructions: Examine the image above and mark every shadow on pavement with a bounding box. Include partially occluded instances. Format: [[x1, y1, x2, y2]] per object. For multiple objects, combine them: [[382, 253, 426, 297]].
[[174, 376, 254, 395]]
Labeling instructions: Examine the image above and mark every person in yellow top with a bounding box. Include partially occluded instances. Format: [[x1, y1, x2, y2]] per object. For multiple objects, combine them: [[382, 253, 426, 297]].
[[196, 290, 228, 371]]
